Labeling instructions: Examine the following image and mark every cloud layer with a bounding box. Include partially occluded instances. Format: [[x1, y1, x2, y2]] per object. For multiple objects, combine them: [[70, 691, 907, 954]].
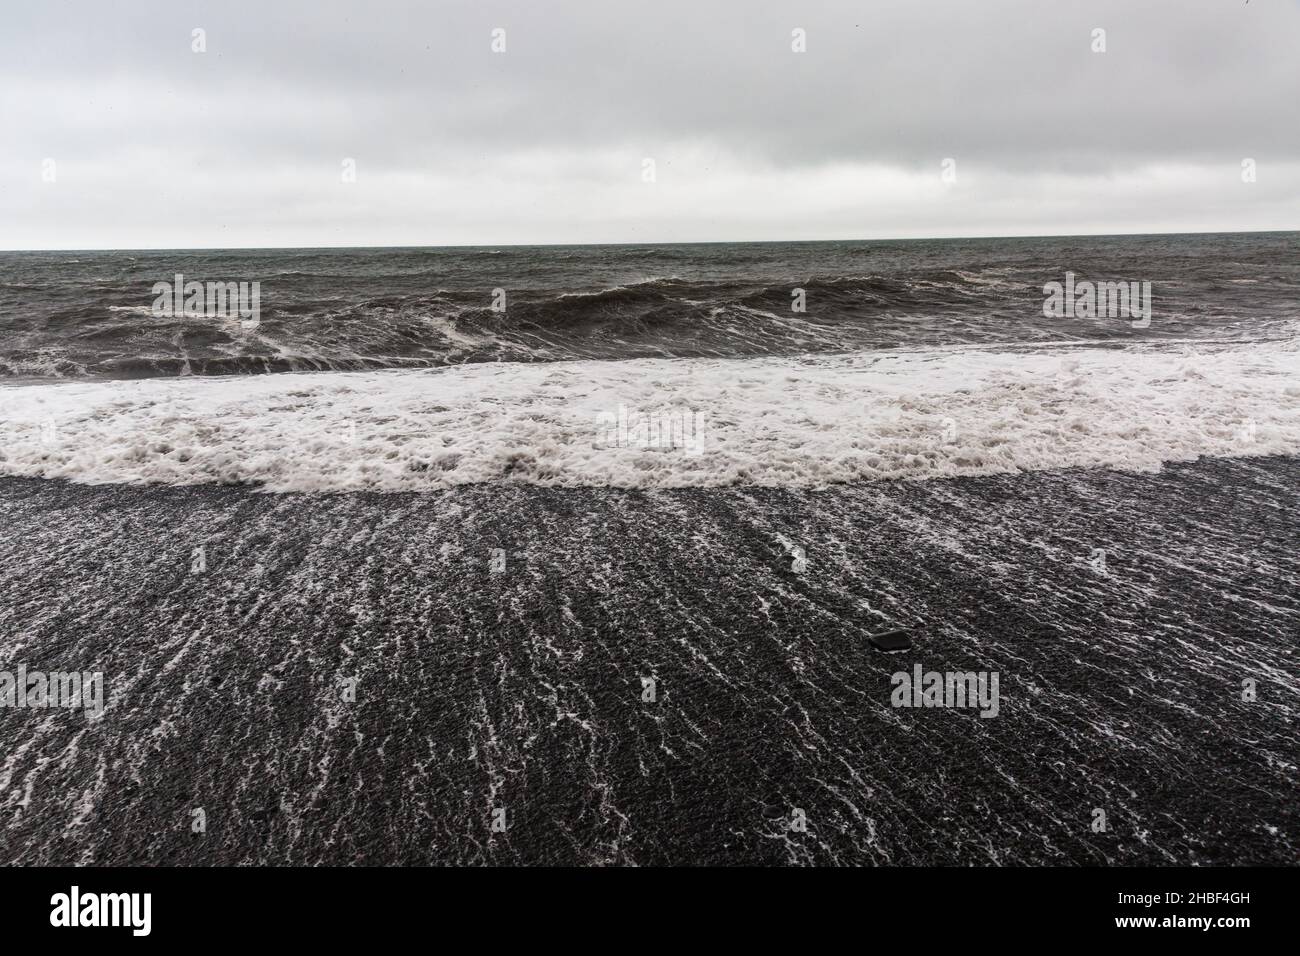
[[2, 0, 1297, 248]]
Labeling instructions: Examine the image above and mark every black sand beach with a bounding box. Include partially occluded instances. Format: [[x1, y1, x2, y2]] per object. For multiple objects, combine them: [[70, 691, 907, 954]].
[[1, 456, 1296, 865]]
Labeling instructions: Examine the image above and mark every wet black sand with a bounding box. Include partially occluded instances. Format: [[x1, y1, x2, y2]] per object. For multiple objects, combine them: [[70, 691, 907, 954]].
[[1, 457, 1296, 865]]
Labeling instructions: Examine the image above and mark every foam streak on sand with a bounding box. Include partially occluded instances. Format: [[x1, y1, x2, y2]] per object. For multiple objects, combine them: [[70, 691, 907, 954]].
[[1, 338, 1298, 492], [2, 457, 1298, 864]]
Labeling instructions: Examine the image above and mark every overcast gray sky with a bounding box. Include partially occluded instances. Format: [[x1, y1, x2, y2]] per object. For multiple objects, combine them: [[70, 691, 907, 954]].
[[1, 0, 1296, 249]]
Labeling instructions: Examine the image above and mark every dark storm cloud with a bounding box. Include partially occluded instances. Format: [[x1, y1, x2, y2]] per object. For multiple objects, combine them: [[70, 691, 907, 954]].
[[1, 0, 1296, 247]]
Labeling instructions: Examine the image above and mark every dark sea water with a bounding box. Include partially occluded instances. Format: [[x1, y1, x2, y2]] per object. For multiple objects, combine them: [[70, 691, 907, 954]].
[[2, 232, 1297, 380]]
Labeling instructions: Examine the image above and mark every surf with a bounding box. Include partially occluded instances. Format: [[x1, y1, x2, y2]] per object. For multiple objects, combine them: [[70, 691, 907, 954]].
[[2, 336, 1296, 493]]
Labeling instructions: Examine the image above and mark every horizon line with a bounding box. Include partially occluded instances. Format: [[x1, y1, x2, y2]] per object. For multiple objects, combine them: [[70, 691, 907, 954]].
[[2, 226, 1296, 255]]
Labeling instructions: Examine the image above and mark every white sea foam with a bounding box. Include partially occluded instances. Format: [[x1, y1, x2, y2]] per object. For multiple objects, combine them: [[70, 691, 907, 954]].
[[1, 338, 1297, 492]]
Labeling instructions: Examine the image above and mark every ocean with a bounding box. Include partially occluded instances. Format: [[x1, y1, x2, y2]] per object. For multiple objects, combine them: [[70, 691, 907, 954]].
[[1, 233, 1297, 864], [4, 233, 1300, 379], [1, 232, 1298, 491]]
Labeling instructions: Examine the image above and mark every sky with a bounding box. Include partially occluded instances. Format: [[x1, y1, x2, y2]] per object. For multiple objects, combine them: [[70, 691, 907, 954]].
[[1, 0, 1297, 249]]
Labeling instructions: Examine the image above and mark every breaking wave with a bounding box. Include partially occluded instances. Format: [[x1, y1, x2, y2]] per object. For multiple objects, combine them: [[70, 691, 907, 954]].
[[6, 263, 1290, 381], [2, 336, 1297, 492]]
